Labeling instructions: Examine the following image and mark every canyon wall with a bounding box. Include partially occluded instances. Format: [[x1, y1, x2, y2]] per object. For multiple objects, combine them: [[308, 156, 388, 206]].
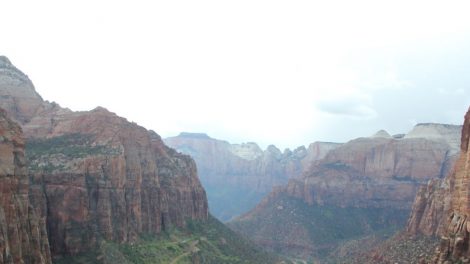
[[284, 132, 458, 209], [230, 127, 460, 259], [0, 56, 208, 257], [0, 108, 51, 263], [406, 107, 470, 263], [165, 132, 339, 220]]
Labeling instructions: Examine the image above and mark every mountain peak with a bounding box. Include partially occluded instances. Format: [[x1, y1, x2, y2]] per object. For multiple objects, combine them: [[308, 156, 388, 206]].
[[371, 129, 392, 138], [0, 56, 12, 67], [178, 132, 211, 139]]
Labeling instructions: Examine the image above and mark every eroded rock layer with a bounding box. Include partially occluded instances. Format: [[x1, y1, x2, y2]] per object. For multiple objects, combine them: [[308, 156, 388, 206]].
[[230, 127, 459, 259], [0, 57, 208, 257], [0, 108, 51, 264], [285, 135, 457, 209], [407, 107, 470, 263], [165, 133, 340, 220]]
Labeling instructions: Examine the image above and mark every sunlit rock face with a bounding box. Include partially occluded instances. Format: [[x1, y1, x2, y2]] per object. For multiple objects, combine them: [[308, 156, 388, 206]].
[[0, 56, 208, 257], [0, 108, 51, 264]]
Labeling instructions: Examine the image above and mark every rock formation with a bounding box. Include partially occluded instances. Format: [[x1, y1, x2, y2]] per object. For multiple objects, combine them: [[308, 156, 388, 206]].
[[406, 107, 470, 263], [0, 108, 51, 264], [230, 125, 460, 259], [0, 56, 208, 258], [165, 132, 340, 220], [285, 133, 458, 209]]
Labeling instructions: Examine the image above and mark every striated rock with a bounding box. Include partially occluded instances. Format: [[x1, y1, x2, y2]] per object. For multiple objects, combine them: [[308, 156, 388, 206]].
[[431, 108, 470, 263], [404, 107, 470, 263], [165, 133, 340, 220], [230, 125, 460, 260], [229, 142, 263, 160], [0, 108, 51, 264], [24, 107, 208, 256], [405, 123, 462, 155], [165, 133, 341, 194], [286, 135, 457, 209], [406, 179, 449, 237], [0, 56, 208, 258]]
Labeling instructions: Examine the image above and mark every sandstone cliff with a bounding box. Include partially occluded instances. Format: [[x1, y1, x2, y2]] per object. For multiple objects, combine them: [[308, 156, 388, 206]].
[[285, 133, 457, 209], [0, 57, 208, 258], [164, 132, 340, 220], [230, 125, 460, 260], [0, 108, 51, 264], [406, 107, 470, 263], [165, 133, 339, 192]]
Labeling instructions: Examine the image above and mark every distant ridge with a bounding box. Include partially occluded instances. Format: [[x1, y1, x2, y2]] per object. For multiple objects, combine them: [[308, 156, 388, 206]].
[[178, 132, 211, 139]]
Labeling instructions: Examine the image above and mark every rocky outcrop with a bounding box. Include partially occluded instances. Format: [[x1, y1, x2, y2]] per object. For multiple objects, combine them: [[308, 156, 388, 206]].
[[165, 133, 340, 192], [285, 135, 457, 209], [0, 56, 46, 125], [405, 108, 470, 263], [406, 179, 449, 237], [25, 108, 208, 256], [0, 57, 208, 257], [371, 129, 392, 138], [230, 124, 460, 260], [164, 133, 340, 220], [405, 123, 462, 155], [0, 108, 51, 264]]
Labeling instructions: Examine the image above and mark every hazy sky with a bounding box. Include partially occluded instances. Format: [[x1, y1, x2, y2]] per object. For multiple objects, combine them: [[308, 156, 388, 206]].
[[2, 1, 470, 149]]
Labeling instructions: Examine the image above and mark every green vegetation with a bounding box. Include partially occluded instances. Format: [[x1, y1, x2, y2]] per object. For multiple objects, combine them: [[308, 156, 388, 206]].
[[25, 133, 120, 172], [229, 194, 409, 261], [53, 215, 288, 264]]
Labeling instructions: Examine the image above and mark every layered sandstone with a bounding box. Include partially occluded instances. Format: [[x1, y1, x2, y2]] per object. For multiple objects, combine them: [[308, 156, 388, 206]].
[[230, 126, 460, 259], [284, 135, 456, 209], [0, 57, 208, 257], [165, 133, 340, 220], [0, 108, 51, 264], [165, 133, 340, 192], [406, 108, 470, 263]]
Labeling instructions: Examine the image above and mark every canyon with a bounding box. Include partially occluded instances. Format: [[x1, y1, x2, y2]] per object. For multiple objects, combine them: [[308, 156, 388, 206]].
[[165, 132, 340, 221], [0, 56, 282, 263], [229, 124, 462, 260], [2, 54, 469, 263]]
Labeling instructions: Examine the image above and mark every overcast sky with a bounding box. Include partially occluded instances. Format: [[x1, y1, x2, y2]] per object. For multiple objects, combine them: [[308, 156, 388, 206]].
[[1, 0, 470, 149]]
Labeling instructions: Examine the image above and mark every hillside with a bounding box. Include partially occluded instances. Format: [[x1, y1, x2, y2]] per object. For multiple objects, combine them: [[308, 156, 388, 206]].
[[54, 215, 287, 264]]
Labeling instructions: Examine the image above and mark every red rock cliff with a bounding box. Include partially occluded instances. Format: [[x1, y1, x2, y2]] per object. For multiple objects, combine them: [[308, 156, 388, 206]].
[[285, 135, 457, 209], [0, 57, 208, 257], [0, 108, 51, 264], [407, 107, 470, 263]]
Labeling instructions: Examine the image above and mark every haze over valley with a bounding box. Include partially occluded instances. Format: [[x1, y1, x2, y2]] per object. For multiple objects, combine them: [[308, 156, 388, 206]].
[[2, 1, 470, 263]]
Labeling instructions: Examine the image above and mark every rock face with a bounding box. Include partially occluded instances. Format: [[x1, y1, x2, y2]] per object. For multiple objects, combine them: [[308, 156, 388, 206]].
[[230, 125, 460, 259], [165, 133, 339, 192], [285, 134, 457, 209], [164, 133, 340, 220], [406, 108, 470, 263], [0, 56, 45, 125], [0, 57, 208, 257], [0, 108, 51, 264], [405, 123, 462, 155]]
